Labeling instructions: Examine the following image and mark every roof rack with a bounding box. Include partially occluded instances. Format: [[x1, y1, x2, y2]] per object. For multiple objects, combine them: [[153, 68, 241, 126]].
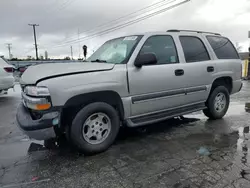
[[167, 29, 221, 36]]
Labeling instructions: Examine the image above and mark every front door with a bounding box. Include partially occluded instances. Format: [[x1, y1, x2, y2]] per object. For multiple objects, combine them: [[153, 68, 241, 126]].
[[127, 35, 189, 116]]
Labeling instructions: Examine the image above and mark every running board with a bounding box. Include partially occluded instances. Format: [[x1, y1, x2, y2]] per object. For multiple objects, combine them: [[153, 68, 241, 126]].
[[127, 103, 206, 127]]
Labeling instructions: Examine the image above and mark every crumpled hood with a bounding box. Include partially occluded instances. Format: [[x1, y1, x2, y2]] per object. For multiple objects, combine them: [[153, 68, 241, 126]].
[[20, 62, 115, 84]]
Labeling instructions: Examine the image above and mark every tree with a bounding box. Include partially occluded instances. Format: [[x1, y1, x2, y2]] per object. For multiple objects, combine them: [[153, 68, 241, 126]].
[[236, 42, 242, 52], [64, 56, 71, 60]]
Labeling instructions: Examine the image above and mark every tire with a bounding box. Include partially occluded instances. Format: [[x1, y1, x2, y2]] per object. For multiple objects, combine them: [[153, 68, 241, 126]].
[[70, 102, 120, 155], [203, 86, 230, 119]]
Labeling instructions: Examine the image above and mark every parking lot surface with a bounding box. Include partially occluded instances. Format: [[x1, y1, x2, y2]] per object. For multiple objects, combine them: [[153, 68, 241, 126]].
[[1, 82, 250, 188]]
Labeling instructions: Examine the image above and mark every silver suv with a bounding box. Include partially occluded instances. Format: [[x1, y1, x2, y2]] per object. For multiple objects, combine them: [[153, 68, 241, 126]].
[[17, 30, 242, 154]]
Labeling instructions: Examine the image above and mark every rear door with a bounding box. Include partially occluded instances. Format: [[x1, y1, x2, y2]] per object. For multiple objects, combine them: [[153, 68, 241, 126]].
[[177, 34, 216, 104]]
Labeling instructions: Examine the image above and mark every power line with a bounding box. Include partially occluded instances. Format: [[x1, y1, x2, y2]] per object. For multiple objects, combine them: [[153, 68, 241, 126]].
[[28, 24, 39, 60], [50, 0, 189, 49], [55, 0, 173, 44], [53, 0, 76, 13], [36, 0, 76, 26], [47, 0, 175, 47], [49, 0, 178, 48]]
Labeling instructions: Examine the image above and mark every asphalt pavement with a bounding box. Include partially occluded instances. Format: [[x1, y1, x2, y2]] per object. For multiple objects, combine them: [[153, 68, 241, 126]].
[[1, 82, 250, 188]]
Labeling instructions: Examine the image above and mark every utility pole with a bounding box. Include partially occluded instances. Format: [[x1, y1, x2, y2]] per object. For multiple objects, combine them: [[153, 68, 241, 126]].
[[5, 43, 12, 59], [70, 46, 73, 60], [78, 28, 81, 59], [28, 24, 39, 60]]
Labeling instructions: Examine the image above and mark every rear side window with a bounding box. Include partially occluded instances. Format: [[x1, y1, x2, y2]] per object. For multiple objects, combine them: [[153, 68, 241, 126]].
[[179, 36, 210, 63], [206, 36, 239, 59]]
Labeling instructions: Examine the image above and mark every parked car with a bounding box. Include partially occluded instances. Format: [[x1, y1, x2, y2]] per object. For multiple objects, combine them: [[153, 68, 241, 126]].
[[16, 30, 242, 155], [18, 66, 28, 73], [0, 57, 15, 94]]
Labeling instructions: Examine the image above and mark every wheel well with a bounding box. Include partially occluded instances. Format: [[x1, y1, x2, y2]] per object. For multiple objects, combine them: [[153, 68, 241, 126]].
[[60, 91, 124, 129], [211, 77, 232, 94]]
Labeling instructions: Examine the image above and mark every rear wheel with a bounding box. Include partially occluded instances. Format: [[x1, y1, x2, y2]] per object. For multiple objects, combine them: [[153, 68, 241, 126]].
[[203, 86, 230, 119], [70, 102, 120, 155]]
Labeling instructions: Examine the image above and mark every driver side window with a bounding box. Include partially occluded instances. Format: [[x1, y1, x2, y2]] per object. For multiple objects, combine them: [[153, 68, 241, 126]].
[[139, 35, 179, 64]]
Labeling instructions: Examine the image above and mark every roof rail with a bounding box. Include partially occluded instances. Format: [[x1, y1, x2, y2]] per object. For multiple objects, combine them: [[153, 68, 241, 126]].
[[167, 29, 221, 36]]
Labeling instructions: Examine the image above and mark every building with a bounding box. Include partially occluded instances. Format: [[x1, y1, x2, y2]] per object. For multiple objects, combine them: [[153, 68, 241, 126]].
[[239, 52, 249, 60]]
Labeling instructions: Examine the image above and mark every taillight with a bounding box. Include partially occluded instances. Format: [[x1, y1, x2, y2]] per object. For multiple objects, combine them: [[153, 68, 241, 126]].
[[4, 67, 14, 73], [19, 67, 26, 73]]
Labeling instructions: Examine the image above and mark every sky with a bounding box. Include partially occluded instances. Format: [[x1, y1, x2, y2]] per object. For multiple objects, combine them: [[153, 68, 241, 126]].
[[0, 0, 249, 59]]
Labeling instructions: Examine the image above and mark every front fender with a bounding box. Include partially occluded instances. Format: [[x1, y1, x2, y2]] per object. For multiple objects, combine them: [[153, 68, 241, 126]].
[[37, 66, 128, 107]]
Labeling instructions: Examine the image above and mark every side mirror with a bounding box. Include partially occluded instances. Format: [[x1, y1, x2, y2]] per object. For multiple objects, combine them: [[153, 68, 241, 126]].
[[134, 53, 157, 67]]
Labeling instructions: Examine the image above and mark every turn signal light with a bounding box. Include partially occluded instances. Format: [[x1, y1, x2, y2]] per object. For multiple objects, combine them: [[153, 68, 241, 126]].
[[26, 102, 51, 111], [36, 103, 51, 110]]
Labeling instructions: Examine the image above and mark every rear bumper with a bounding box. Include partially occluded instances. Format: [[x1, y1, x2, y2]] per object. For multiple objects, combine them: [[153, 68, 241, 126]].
[[16, 104, 59, 140], [231, 80, 243, 94]]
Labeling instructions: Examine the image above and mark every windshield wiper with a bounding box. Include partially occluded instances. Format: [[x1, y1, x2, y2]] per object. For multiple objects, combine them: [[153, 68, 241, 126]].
[[91, 59, 107, 63]]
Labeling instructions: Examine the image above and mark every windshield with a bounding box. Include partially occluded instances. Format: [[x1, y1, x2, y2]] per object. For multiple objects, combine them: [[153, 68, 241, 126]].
[[87, 35, 142, 64]]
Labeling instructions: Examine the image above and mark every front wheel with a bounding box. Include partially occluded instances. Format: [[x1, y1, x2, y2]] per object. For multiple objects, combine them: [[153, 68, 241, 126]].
[[70, 102, 120, 155], [203, 86, 230, 119]]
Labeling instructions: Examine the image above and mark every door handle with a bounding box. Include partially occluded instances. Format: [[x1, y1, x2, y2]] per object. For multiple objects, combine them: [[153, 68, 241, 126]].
[[175, 69, 184, 76], [207, 66, 214, 72]]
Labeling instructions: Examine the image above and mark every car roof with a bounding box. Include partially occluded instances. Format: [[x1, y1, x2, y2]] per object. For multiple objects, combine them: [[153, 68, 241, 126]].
[[130, 30, 222, 37]]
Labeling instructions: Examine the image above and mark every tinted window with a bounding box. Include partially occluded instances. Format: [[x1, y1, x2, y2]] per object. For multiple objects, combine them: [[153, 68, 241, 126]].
[[206, 36, 239, 59], [139, 35, 178, 64], [180, 36, 210, 63]]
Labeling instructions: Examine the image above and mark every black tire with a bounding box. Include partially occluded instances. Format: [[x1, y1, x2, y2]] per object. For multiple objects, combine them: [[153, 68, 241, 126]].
[[70, 102, 120, 155], [203, 86, 230, 119]]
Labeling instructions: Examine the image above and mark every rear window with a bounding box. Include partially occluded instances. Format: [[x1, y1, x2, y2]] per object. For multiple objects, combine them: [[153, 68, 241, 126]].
[[206, 36, 239, 59], [0, 57, 9, 66]]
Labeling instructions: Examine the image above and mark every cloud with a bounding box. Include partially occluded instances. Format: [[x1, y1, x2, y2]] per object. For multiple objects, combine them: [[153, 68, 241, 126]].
[[0, 0, 249, 59]]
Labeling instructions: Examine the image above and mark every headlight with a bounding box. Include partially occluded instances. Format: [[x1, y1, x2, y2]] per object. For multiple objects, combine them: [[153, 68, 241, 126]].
[[22, 91, 51, 111], [24, 86, 50, 97]]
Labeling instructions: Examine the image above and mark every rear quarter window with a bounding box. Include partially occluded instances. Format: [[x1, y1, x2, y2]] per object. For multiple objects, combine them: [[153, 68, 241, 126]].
[[206, 36, 240, 59]]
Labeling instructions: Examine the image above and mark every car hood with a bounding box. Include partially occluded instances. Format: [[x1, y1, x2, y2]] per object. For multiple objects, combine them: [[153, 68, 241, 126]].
[[20, 62, 115, 84]]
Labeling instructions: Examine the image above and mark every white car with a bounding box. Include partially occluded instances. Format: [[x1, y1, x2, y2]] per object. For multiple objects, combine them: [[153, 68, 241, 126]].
[[0, 57, 15, 93]]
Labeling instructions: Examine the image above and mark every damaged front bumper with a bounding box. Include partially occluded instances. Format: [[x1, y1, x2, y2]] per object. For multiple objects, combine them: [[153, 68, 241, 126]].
[[16, 97, 61, 141]]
